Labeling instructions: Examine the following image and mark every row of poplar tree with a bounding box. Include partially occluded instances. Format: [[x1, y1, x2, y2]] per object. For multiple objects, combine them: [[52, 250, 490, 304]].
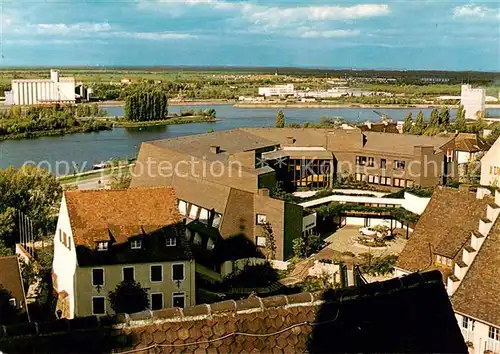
[[402, 105, 469, 136], [124, 91, 169, 122]]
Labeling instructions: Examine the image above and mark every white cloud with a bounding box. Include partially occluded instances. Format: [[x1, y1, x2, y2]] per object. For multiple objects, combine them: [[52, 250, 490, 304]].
[[117, 31, 198, 40], [35, 23, 112, 34], [453, 4, 500, 20], [242, 4, 390, 25], [300, 29, 361, 39]]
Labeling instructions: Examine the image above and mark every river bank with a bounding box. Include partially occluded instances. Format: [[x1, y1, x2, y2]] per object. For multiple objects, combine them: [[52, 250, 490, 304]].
[[98, 99, 235, 108], [114, 116, 216, 128]]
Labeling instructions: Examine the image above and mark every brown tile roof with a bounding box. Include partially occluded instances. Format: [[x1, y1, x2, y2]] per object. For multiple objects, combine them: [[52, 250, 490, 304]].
[[360, 122, 399, 134], [65, 187, 182, 248], [149, 129, 278, 163], [361, 131, 453, 156], [452, 218, 500, 327], [242, 127, 329, 147], [0, 256, 27, 313], [0, 270, 467, 353], [396, 187, 489, 273]]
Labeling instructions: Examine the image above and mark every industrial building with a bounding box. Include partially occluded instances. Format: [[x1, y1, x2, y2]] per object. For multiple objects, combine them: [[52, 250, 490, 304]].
[[461, 84, 486, 120], [5, 69, 76, 106], [258, 84, 295, 97]]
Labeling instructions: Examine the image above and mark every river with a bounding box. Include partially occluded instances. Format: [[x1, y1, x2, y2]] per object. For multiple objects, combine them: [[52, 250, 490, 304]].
[[0, 105, 498, 175]]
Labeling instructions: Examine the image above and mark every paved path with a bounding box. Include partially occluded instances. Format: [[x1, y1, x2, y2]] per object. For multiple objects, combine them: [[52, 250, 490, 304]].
[[68, 175, 112, 190]]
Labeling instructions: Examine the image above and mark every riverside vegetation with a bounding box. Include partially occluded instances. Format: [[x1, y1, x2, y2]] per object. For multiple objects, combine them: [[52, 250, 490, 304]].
[[0, 103, 111, 140], [121, 90, 216, 127]]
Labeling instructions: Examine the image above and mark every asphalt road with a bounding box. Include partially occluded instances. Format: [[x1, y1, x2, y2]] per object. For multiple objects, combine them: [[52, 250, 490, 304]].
[[68, 175, 112, 190]]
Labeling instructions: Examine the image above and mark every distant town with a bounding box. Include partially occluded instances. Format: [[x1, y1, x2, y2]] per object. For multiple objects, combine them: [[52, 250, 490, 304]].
[[0, 66, 499, 353]]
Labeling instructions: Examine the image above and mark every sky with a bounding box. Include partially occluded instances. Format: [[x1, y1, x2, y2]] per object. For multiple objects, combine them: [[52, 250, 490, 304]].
[[0, 0, 499, 71]]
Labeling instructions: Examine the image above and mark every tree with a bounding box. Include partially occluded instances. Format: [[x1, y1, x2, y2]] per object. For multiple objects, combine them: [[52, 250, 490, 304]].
[[0, 286, 18, 324], [292, 234, 324, 259], [402, 112, 413, 134], [454, 105, 467, 132], [439, 106, 450, 128], [261, 222, 276, 260], [110, 174, 132, 190], [109, 280, 149, 314], [485, 125, 500, 146], [0, 166, 62, 244], [411, 111, 425, 135], [124, 91, 168, 122], [275, 110, 285, 128], [428, 108, 439, 127]]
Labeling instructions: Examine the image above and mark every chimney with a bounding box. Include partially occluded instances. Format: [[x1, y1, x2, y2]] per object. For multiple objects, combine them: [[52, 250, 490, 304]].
[[286, 136, 295, 144], [210, 145, 220, 154], [258, 188, 270, 197]]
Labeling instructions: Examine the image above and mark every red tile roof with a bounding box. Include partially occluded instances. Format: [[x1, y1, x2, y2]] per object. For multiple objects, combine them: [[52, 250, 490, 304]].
[[65, 187, 182, 248], [0, 270, 466, 353]]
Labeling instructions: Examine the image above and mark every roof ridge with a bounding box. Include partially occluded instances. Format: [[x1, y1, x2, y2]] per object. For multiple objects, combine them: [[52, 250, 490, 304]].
[[66, 186, 176, 194]]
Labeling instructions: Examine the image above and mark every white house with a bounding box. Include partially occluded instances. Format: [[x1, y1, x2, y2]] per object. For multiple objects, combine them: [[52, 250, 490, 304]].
[[52, 188, 196, 319], [395, 186, 500, 354], [481, 136, 500, 187]]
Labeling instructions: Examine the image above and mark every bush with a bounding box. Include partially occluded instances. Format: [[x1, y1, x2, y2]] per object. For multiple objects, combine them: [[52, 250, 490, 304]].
[[359, 254, 398, 276], [108, 280, 150, 314], [293, 234, 325, 259]]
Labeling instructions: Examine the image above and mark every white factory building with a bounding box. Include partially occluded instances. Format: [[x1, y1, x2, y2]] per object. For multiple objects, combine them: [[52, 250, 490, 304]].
[[5, 69, 76, 106], [258, 84, 295, 97], [461, 84, 485, 120]]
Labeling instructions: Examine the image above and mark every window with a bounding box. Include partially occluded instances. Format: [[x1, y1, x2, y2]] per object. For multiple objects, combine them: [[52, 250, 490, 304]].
[[256, 236, 267, 247], [59, 229, 62, 243], [393, 178, 404, 188], [199, 208, 209, 223], [151, 293, 164, 311], [489, 326, 500, 341], [256, 214, 267, 225], [380, 177, 392, 186], [356, 156, 367, 166], [68, 237, 71, 251], [193, 233, 202, 245], [97, 242, 108, 251], [92, 297, 106, 315], [130, 240, 142, 250], [92, 269, 104, 286], [207, 238, 215, 250], [394, 160, 405, 169], [122, 267, 135, 281], [406, 180, 414, 188], [172, 264, 185, 281], [178, 200, 187, 216], [189, 205, 199, 219], [367, 157, 374, 167], [374, 176, 380, 184], [166, 237, 177, 247], [380, 159, 387, 169], [368, 175, 375, 183], [172, 292, 185, 308], [212, 213, 222, 228], [355, 173, 364, 182], [462, 316, 475, 330], [63, 232, 67, 246], [150, 265, 163, 282]]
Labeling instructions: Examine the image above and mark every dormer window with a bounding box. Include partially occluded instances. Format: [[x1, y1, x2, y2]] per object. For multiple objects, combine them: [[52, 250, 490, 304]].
[[130, 240, 142, 250], [166, 237, 176, 247], [97, 242, 108, 251]]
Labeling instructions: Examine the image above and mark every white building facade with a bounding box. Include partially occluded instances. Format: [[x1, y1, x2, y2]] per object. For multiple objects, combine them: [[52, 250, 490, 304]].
[[258, 84, 295, 97], [8, 69, 76, 106], [480, 136, 500, 187], [461, 85, 486, 120]]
